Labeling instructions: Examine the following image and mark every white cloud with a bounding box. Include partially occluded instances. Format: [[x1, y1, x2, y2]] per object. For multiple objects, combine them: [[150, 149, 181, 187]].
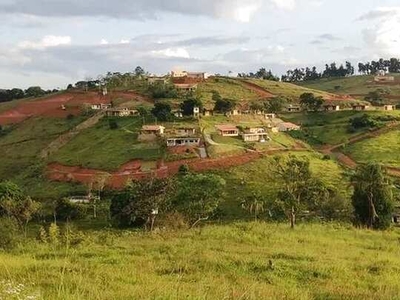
[[120, 39, 130, 44], [19, 35, 71, 50], [100, 39, 109, 45], [271, 0, 296, 10], [152, 47, 190, 59], [361, 7, 400, 56]]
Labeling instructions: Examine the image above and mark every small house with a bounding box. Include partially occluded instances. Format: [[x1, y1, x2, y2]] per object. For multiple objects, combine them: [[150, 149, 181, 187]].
[[286, 105, 301, 113], [265, 113, 276, 119], [171, 70, 188, 78], [215, 125, 239, 137], [186, 72, 206, 81], [352, 104, 369, 111], [384, 105, 395, 111], [174, 127, 196, 136], [167, 137, 201, 147], [278, 122, 300, 132], [105, 108, 139, 117], [226, 109, 241, 116], [91, 103, 112, 110], [203, 109, 214, 117], [147, 76, 169, 85], [141, 125, 165, 135], [193, 107, 200, 118], [174, 83, 198, 92], [324, 104, 340, 111], [374, 75, 395, 83], [172, 109, 183, 118]]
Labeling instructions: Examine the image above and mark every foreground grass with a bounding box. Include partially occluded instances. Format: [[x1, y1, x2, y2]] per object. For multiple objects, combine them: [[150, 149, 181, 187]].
[[1, 222, 400, 299]]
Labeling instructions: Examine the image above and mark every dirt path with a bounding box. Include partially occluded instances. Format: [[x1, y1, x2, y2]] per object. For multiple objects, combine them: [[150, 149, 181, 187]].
[[239, 80, 275, 99]]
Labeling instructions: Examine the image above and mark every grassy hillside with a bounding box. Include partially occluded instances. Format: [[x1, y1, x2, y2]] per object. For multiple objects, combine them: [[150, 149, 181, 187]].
[[246, 79, 334, 100], [215, 151, 349, 219], [197, 77, 260, 104], [344, 131, 400, 168], [281, 110, 400, 145], [2, 222, 400, 299], [297, 74, 400, 97], [0, 117, 87, 198], [49, 116, 163, 171]]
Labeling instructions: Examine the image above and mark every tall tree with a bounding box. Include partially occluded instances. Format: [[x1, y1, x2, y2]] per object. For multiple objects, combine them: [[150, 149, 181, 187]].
[[173, 174, 225, 227], [351, 164, 393, 229]]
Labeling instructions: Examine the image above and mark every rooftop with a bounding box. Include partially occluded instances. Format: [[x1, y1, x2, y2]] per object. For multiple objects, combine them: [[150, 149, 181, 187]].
[[215, 124, 238, 131]]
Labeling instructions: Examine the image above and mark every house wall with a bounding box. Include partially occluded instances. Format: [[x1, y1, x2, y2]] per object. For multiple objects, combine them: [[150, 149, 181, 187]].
[[167, 138, 201, 147], [220, 130, 239, 137]]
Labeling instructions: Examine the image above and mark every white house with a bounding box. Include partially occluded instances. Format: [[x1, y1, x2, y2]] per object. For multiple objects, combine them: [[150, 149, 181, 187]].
[[384, 105, 395, 111], [91, 103, 112, 110]]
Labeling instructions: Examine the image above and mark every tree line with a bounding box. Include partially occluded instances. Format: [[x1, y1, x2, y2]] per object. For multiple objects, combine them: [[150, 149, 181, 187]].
[[0, 86, 58, 103]]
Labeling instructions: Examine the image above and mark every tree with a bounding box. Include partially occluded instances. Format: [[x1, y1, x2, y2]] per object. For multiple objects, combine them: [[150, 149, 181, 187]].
[[135, 66, 145, 77], [25, 86, 45, 98], [270, 155, 328, 228], [110, 178, 172, 230], [241, 192, 265, 221], [9, 88, 25, 99], [54, 198, 87, 221], [151, 102, 172, 121], [173, 174, 225, 227], [214, 98, 235, 114], [365, 90, 385, 106], [180, 96, 203, 116], [351, 164, 394, 229], [264, 97, 286, 113], [299, 93, 324, 112], [0, 196, 40, 234]]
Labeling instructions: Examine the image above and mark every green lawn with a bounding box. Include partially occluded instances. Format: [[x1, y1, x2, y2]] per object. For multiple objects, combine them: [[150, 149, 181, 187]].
[[2, 222, 400, 299], [345, 131, 400, 168], [49, 116, 164, 171], [297, 74, 400, 96]]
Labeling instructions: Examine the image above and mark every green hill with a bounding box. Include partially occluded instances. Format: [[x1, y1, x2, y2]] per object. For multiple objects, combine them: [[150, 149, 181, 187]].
[[297, 74, 400, 100]]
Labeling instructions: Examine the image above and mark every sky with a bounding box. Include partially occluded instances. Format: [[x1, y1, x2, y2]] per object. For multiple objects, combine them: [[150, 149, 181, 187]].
[[0, 0, 399, 89]]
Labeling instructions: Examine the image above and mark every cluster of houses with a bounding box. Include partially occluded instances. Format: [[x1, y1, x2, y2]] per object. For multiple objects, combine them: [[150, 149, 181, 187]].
[[286, 103, 396, 112]]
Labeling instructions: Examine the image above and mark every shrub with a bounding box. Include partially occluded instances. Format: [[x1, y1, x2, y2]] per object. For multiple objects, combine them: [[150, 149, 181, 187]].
[[108, 119, 118, 130], [55, 198, 88, 221], [48, 223, 60, 245], [0, 218, 20, 250]]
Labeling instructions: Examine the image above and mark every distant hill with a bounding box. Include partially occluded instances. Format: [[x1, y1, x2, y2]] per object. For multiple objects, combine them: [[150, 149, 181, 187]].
[[296, 74, 400, 102]]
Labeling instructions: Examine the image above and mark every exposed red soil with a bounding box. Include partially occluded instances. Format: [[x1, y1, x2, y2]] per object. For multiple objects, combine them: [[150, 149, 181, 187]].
[[46, 152, 263, 189], [324, 94, 357, 101], [0, 91, 151, 125], [239, 80, 275, 99]]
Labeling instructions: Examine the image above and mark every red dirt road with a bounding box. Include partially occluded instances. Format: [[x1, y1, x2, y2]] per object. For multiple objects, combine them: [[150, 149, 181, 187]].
[[0, 91, 150, 125]]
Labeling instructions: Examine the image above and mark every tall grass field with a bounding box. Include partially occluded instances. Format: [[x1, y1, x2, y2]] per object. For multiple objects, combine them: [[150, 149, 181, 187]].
[[1, 222, 400, 299]]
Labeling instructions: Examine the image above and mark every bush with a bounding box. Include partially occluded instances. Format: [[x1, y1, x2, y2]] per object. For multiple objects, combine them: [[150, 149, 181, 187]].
[[55, 198, 88, 221], [108, 119, 118, 130], [0, 218, 20, 250]]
